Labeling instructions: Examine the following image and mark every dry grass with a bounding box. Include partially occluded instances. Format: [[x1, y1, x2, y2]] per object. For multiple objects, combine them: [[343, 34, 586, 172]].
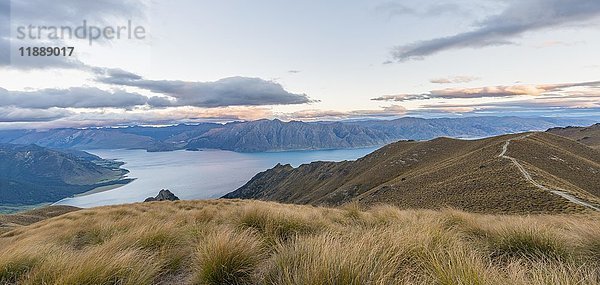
[[0, 199, 599, 284]]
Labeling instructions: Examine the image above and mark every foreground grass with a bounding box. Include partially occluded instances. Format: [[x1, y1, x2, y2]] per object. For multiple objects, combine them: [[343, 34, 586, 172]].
[[0, 200, 599, 284]]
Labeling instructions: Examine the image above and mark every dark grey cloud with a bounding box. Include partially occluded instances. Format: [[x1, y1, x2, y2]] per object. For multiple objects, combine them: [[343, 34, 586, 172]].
[[97, 70, 313, 108], [1, 0, 147, 69], [0, 37, 8, 67], [0, 107, 72, 122], [373, 80, 600, 101], [0, 87, 156, 109], [9, 0, 146, 26], [391, 0, 600, 61], [0, 0, 10, 66]]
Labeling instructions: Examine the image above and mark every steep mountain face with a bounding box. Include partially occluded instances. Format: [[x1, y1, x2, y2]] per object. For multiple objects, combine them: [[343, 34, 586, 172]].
[[547, 123, 600, 149], [0, 124, 222, 151], [353, 116, 587, 140], [7, 129, 156, 150], [0, 117, 594, 152], [0, 144, 129, 205], [224, 132, 600, 214], [186, 119, 393, 152]]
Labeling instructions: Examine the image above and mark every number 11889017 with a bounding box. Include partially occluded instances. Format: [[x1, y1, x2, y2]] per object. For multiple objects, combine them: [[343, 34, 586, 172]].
[[18, 47, 74, 56]]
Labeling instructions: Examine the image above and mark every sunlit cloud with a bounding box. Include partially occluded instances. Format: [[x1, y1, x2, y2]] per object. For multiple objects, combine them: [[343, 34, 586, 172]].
[[430, 76, 480, 84], [373, 80, 600, 101], [281, 105, 406, 121]]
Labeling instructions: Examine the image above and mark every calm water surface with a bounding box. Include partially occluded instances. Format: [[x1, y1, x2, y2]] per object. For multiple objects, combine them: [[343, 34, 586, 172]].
[[55, 147, 378, 207]]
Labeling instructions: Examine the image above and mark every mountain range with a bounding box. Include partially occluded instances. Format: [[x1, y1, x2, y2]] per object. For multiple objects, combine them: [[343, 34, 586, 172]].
[[224, 129, 600, 214], [0, 116, 594, 152], [0, 144, 130, 206]]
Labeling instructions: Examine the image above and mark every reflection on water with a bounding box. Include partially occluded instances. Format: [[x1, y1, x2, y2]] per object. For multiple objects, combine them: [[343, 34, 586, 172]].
[[55, 147, 379, 208]]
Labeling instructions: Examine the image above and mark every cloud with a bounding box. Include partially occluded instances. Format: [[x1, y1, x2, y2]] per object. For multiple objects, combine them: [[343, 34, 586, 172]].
[[8, 0, 146, 26], [0, 87, 158, 109], [415, 92, 600, 115], [97, 70, 314, 108], [0, 107, 72, 122], [372, 80, 600, 101], [372, 94, 431, 102], [374, 1, 468, 19], [391, 0, 600, 61], [283, 105, 406, 121], [0, 106, 273, 129], [1, 0, 148, 69], [374, 2, 415, 19], [430, 76, 480, 84]]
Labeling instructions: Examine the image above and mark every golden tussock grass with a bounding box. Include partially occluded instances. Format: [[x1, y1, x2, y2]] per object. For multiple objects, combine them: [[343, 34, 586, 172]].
[[0, 199, 599, 284]]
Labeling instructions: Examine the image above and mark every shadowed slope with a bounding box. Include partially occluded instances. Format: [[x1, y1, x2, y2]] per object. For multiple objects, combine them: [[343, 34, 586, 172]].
[[225, 132, 600, 214], [547, 123, 600, 150]]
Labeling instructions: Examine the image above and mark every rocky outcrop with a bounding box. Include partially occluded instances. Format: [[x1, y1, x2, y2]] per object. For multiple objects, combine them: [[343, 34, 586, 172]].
[[144, 189, 180, 202]]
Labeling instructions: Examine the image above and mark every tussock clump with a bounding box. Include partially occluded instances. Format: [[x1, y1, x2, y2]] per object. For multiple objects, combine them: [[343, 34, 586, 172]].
[[0, 200, 598, 284], [195, 228, 265, 285], [263, 232, 415, 284], [0, 250, 39, 284], [237, 205, 324, 243], [485, 223, 569, 261], [25, 248, 161, 285]]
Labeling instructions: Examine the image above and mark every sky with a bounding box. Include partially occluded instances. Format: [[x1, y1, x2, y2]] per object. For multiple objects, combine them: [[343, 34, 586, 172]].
[[0, 0, 599, 129]]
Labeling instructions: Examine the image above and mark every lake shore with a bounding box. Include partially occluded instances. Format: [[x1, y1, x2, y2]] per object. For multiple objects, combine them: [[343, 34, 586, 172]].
[[72, 179, 135, 198]]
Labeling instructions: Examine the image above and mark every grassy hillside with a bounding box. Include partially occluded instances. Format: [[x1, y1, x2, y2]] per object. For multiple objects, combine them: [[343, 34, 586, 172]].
[[0, 205, 79, 234], [0, 144, 131, 206], [226, 132, 600, 214], [547, 123, 600, 149], [0, 200, 599, 284]]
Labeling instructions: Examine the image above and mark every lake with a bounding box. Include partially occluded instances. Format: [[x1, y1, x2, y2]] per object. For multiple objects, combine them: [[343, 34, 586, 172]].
[[55, 147, 379, 208]]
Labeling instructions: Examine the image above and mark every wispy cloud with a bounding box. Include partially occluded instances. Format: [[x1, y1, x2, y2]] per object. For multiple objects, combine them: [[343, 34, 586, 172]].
[[374, 1, 469, 19], [418, 97, 600, 115], [283, 105, 406, 121], [430, 76, 480, 84], [0, 106, 274, 129], [391, 0, 600, 61], [372, 80, 600, 101]]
